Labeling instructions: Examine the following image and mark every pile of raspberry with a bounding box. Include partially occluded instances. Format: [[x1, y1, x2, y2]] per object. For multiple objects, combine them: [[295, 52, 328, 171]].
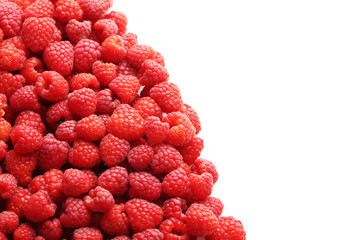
[[0, 0, 246, 239]]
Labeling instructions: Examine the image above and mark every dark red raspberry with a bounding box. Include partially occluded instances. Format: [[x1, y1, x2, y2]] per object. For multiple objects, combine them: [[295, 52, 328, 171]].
[[68, 139, 100, 168], [54, 0, 83, 23], [0, 44, 26, 71], [121, 33, 138, 50], [14, 110, 45, 136], [0, 71, 25, 99], [128, 172, 162, 201], [191, 158, 218, 183], [0, 140, 6, 160], [162, 169, 190, 198], [99, 134, 130, 167], [5, 151, 37, 186], [159, 218, 189, 240], [117, 60, 137, 76], [179, 104, 201, 134], [151, 144, 183, 174], [5, 187, 31, 219], [126, 44, 155, 68], [207, 216, 246, 240], [101, 35, 127, 63], [43, 41, 74, 76], [0, 231, 6, 240], [96, 89, 121, 115], [62, 168, 91, 197], [0, 211, 19, 234], [150, 82, 183, 113], [185, 203, 218, 236], [74, 39, 101, 72], [94, 19, 118, 41], [162, 197, 187, 222], [84, 186, 115, 213], [162, 112, 196, 146], [38, 134, 70, 171], [24, 190, 57, 222], [188, 173, 213, 202], [0, 174, 17, 199], [138, 60, 169, 87], [10, 85, 41, 113], [73, 227, 103, 240], [0, 118, 12, 142], [109, 75, 140, 104], [77, 114, 106, 141], [55, 120, 77, 144], [60, 197, 91, 228], [65, 19, 92, 44], [127, 144, 154, 171], [92, 60, 117, 87], [132, 229, 164, 240], [200, 197, 223, 218], [82, 169, 98, 189], [70, 73, 100, 92], [100, 204, 129, 235], [10, 125, 42, 154], [133, 97, 162, 120], [105, 11, 127, 35], [46, 99, 76, 123], [68, 88, 97, 118], [0, 2, 22, 37], [111, 236, 130, 240], [38, 218, 63, 240], [13, 223, 36, 240], [78, 0, 112, 20], [23, 0, 55, 19], [35, 71, 69, 101], [177, 136, 204, 165], [98, 166, 128, 196]]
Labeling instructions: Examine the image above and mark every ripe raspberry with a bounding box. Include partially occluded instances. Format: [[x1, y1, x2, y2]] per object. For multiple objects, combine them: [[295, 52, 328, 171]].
[[73, 227, 103, 240], [0, 36, 31, 58], [162, 112, 196, 146], [191, 158, 218, 183], [10, 125, 42, 154], [96, 89, 120, 115], [35, 71, 69, 101], [177, 136, 204, 165], [0, 28, 3, 41], [78, 0, 112, 20], [94, 19, 118, 41], [13, 223, 36, 240], [0, 140, 6, 160], [133, 97, 162, 120], [0, 71, 25, 99], [82, 169, 97, 189], [207, 216, 246, 240], [55, 120, 77, 144], [162, 169, 190, 198], [21, 17, 59, 52], [99, 134, 130, 167], [179, 104, 201, 134], [77, 114, 106, 141], [111, 237, 130, 240], [54, 0, 83, 23], [105, 11, 127, 35], [0, 2, 22, 37], [62, 169, 91, 197], [99, 114, 110, 126], [98, 166, 128, 196], [60, 197, 91, 228], [127, 144, 154, 171], [23, 0, 55, 19], [121, 33, 138, 50], [70, 73, 100, 92], [43, 41, 74, 76], [188, 173, 213, 202], [126, 198, 163, 233], [0, 232, 6, 240], [200, 197, 223, 218], [46, 99, 76, 123], [153, 51, 165, 67], [101, 35, 127, 63], [68, 139, 100, 168], [65, 19, 92, 44], [117, 60, 137, 76], [10, 85, 41, 113], [150, 82, 183, 113], [0, 174, 17, 199], [74, 39, 101, 73], [128, 172, 162, 201], [68, 88, 97, 118], [109, 75, 140, 104], [5, 187, 31, 219], [24, 190, 57, 222], [107, 104, 145, 141], [185, 203, 218, 236], [0, 118, 12, 142], [38, 218, 63, 240], [99, 204, 129, 235], [5, 151, 37, 186], [162, 197, 187, 222], [132, 229, 164, 240], [151, 144, 183, 174], [0, 211, 19, 234], [84, 186, 114, 213], [159, 218, 189, 240], [0, 44, 26, 71], [14, 111, 45, 136], [126, 44, 155, 68], [38, 134, 69, 170], [138, 60, 169, 87]]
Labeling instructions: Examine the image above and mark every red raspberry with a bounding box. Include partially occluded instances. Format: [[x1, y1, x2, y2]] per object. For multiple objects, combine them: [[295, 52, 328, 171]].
[[185, 203, 218, 236], [179, 104, 201, 134], [111, 237, 130, 240], [138, 60, 169, 87], [191, 158, 218, 183], [46, 99, 76, 123], [5, 151, 37, 186], [98, 166, 128, 196], [0, 44, 26, 71], [74, 39, 101, 72], [77, 114, 106, 141], [78, 0, 112, 20], [207, 217, 246, 240], [14, 110, 45, 136], [0, 2, 22, 37], [84, 186, 115, 213], [0, 71, 25, 99], [5, 187, 31, 219], [94, 19, 118, 41], [21, 17, 59, 52], [10, 125, 42, 154], [151, 144, 183, 174], [99, 134, 130, 167], [0, 211, 19, 234], [38, 134, 69, 170], [188, 173, 213, 202], [117, 60, 137, 76], [96, 89, 120, 115], [0, 36, 30, 58], [99, 204, 129, 235], [0, 140, 6, 160], [68, 88, 97, 118], [62, 168, 91, 197], [38, 218, 63, 240], [105, 11, 127, 35], [0, 118, 12, 142], [153, 51, 165, 67], [0, 174, 17, 199], [127, 144, 154, 171], [60, 197, 91, 228], [99, 114, 110, 126], [73, 227, 103, 240], [125, 198, 163, 233], [121, 33, 138, 50], [54, 0, 83, 23], [70, 73, 100, 92], [159, 218, 189, 240], [128, 172, 162, 201], [132, 229, 164, 240], [162, 112, 196, 146], [24, 190, 57, 222], [150, 82, 183, 113], [177, 136, 204, 165], [101, 35, 127, 63], [126, 44, 155, 68], [65, 19, 92, 44], [107, 104, 145, 141], [200, 197, 223, 218], [68, 139, 100, 168], [0, 232, 6, 240], [55, 120, 77, 144], [133, 97, 162, 120], [90, 62, 116, 88], [10, 85, 41, 113], [162, 169, 190, 198], [23, 0, 55, 19], [43, 41, 74, 76], [82, 169, 97, 189], [162, 197, 187, 222], [35, 71, 69, 101], [0, 28, 3, 41], [13, 223, 36, 240], [109, 75, 140, 104]]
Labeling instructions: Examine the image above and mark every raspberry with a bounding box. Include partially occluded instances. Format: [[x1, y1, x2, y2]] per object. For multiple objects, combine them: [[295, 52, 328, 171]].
[[117, 60, 137, 76], [96, 89, 120, 115], [188, 173, 213, 202], [94, 19, 118, 41], [0, 2, 22, 37], [38, 134, 69, 170], [177, 136, 204, 165], [200, 197, 223, 218], [105, 11, 127, 35], [162, 112, 196, 146], [111, 237, 130, 240], [46, 99, 76, 123], [101, 35, 127, 63], [38, 218, 63, 240], [84, 186, 114, 213], [126, 44, 155, 68], [73, 227, 103, 240], [133, 97, 162, 120], [0, 44, 26, 71], [5, 151, 37, 186], [54, 0, 83, 23], [0, 174, 17, 199], [23, 0, 55, 19], [21, 17, 59, 52], [138, 60, 169, 87], [5, 187, 31, 219], [13, 223, 36, 240], [162, 169, 190, 198], [0, 140, 6, 160], [0, 28, 3, 41], [99, 134, 130, 167], [70, 73, 100, 92], [121, 33, 138, 50], [77, 114, 106, 141], [92, 61, 117, 87], [78, 0, 112, 20], [43, 41, 74, 76], [0, 118, 12, 142], [68, 88, 97, 118], [185, 203, 218, 236], [10, 125, 42, 154], [0, 71, 25, 99], [0, 211, 19, 234], [153, 51, 165, 67], [0, 232, 6, 240], [151, 144, 183, 174], [68, 139, 100, 168], [63, 169, 91, 197], [150, 82, 183, 113], [60, 197, 91, 228], [74, 39, 102, 72], [82, 169, 98, 189], [99, 114, 110, 125], [98, 166, 128, 196], [179, 104, 201, 134], [24, 190, 57, 222], [99, 204, 129, 235], [14, 111, 45, 136], [55, 120, 77, 144], [127, 144, 154, 171], [65, 19, 92, 44], [191, 158, 218, 183], [128, 172, 162, 201], [125, 198, 163, 233], [35, 71, 69, 101], [207, 217, 246, 240], [107, 104, 145, 141], [132, 229, 164, 240], [109, 75, 140, 104], [162, 197, 187, 222], [0, 36, 30, 58], [10, 85, 41, 113], [159, 218, 189, 240]]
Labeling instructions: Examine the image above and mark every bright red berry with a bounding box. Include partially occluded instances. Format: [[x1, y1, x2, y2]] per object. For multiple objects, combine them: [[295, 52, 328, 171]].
[[162, 112, 196, 146], [77, 114, 106, 141], [38, 218, 63, 240], [0, 118, 12, 142], [65, 19, 92, 44], [133, 97, 162, 120], [38, 134, 70, 171], [100, 204, 129, 235], [54, 0, 83, 23], [0, 174, 17, 199], [62, 168, 91, 197], [60, 197, 91, 228], [68, 88, 97, 118], [70, 73, 100, 92], [96, 89, 121, 115], [73, 227, 103, 240], [92, 60, 117, 87], [43, 41, 74, 76], [46, 99, 76, 123], [138, 59, 169, 87], [128, 172, 162, 201], [55, 120, 77, 144], [105, 11, 127, 35], [0, 44, 26, 71], [109, 75, 140, 104], [10, 85, 41, 113], [0, 140, 6, 160], [117, 60, 138, 76], [127, 144, 154, 171], [74, 39, 101, 73], [159, 218, 189, 240], [0, 71, 25, 99], [35, 71, 69, 101], [14, 110, 45, 136], [200, 197, 224, 218], [162, 197, 187, 222], [177, 136, 204, 165], [68, 139, 100, 168], [10, 125, 42, 154], [126, 44, 155, 68], [24, 190, 57, 222], [84, 186, 115, 213], [162, 169, 190, 198], [151, 144, 183, 174], [99, 134, 130, 167], [132, 229, 164, 240], [98, 166, 128, 196], [121, 33, 138, 50], [78, 0, 112, 20], [188, 173, 213, 202], [101, 35, 127, 63], [0, 2, 22, 38], [94, 18, 118, 41], [0, 211, 19, 234], [179, 104, 201, 134], [23, 0, 55, 19], [13, 223, 36, 240], [150, 82, 183, 113], [191, 158, 218, 183], [5, 150, 37, 186], [185, 203, 218, 236], [207, 216, 246, 240], [5, 187, 31, 219]]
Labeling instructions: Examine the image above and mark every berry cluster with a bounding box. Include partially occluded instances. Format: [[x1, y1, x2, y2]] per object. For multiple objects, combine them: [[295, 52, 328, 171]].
[[0, 0, 246, 239]]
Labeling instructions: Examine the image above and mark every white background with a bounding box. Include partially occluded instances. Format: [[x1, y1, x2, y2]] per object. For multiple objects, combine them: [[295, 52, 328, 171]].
[[115, 1, 360, 239]]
